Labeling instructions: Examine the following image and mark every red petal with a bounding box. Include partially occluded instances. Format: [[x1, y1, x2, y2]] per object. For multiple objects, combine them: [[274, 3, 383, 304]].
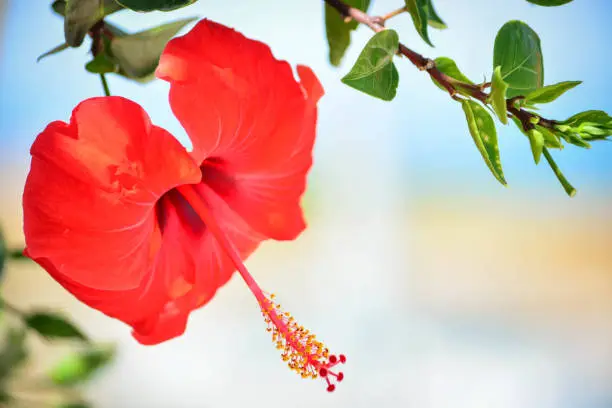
[[23, 97, 201, 290], [157, 19, 323, 240]]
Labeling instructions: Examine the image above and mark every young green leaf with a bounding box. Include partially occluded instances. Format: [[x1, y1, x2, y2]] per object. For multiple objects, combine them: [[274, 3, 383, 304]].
[[511, 117, 564, 149], [37, 43, 70, 62], [493, 21, 544, 98], [341, 30, 400, 101], [526, 0, 574, 6], [405, 0, 433, 46], [490, 66, 509, 124], [115, 0, 197, 11], [542, 148, 576, 197], [460, 100, 506, 185], [425, 0, 446, 29], [62, 0, 123, 47], [49, 345, 115, 386], [556, 110, 612, 142], [111, 18, 196, 80], [538, 126, 563, 149], [325, 0, 371, 66], [25, 312, 89, 342], [524, 80, 581, 104], [430, 57, 474, 93], [527, 128, 545, 163]]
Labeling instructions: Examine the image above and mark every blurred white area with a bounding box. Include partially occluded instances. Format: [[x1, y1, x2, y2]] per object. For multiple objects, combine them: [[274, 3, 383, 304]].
[[1, 0, 612, 408]]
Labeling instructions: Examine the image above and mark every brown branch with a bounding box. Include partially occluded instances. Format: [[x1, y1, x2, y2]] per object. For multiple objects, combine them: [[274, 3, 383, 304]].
[[324, 0, 557, 132]]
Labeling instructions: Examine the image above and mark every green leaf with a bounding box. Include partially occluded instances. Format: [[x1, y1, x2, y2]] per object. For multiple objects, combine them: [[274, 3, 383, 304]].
[[341, 30, 400, 101], [556, 110, 612, 142], [526, 0, 574, 6], [524, 80, 581, 104], [527, 128, 545, 163], [405, 0, 433, 46], [460, 100, 506, 185], [62, 0, 124, 47], [49, 345, 115, 386], [493, 21, 544, 98], [490, 66, 509, 124], [56, 403, 90, 408], [0, 228, 6, 282], [110, 18, 196, 80], [425, 0, 446, 29], [115, 0, 196, 11], [430, 57, 474, 93], [538, 126, 563, 149], [542, 148, 576, 197], [0, 329, 28, 384], [325, 0, 371, 66], [85, 52, 117, 74], [37, 43, 70, 62], [511, 116, 564, 150], [25, 312, 89, 342]]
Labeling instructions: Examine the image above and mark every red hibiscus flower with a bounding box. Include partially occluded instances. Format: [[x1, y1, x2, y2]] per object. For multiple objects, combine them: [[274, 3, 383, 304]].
[[22, 19, 344, 391]]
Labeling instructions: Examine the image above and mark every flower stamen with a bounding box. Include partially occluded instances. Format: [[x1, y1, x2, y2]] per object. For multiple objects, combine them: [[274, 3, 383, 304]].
[[258, 295, 345, 391], [176, 184, 346, 392]]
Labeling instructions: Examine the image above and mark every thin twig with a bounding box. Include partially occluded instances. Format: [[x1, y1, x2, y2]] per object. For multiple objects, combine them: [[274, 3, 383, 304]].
[[380, 6, 407, 23], [323, 0, 557, 131]]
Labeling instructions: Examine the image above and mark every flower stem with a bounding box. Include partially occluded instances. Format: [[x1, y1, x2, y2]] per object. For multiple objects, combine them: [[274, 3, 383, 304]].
[[100, 74, 111, 97]]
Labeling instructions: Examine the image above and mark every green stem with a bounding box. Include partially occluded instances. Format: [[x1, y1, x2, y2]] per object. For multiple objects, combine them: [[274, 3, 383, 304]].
[[542, 148, 576, 197], [100, 74, 111, 96]]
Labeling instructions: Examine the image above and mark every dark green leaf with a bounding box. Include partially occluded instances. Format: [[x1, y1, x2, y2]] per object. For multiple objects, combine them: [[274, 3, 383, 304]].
[[0, 329, 28, 384], [325, 0, 371, 66], [56, 402, 90, 408], [63, 0, 123, 47], [341, 30, 400, 101], [49, 345, 115, 386], [425, 0, 446, 29], [493, 21, 544, 98], [405, 0, 433, 46], [85, 52, 117, 74], [526, 0, 574, 6], [25, 312, 88, 342], [431, 57, 474, 93], [524, 80, 581, 104], [115, 0, 196, 11], [490, 66, 509, 124], [37, 43, 70, 62], [460, 100, 506, 185], [542, 148, 576, 197], [110, 18, 196, 80]]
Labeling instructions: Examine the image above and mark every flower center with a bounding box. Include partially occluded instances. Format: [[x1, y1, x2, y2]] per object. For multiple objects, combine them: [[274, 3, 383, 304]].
[[175, 184, 345, 392]]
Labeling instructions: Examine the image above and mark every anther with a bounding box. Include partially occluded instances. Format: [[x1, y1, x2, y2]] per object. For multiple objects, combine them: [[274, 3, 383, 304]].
[[339, 354, 346, 363], [319, 367, 328, 377], [327, 384, 336, 392], [329, 355, 338, 364]]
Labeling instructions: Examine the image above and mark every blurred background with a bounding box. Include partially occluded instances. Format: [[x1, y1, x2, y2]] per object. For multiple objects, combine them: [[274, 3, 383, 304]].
[[1, 0, 611, 407]]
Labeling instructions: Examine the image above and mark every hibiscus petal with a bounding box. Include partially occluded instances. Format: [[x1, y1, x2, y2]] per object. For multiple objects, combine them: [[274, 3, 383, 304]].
[[23, 97, 201, 290], [157, 19, 323, 240]]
